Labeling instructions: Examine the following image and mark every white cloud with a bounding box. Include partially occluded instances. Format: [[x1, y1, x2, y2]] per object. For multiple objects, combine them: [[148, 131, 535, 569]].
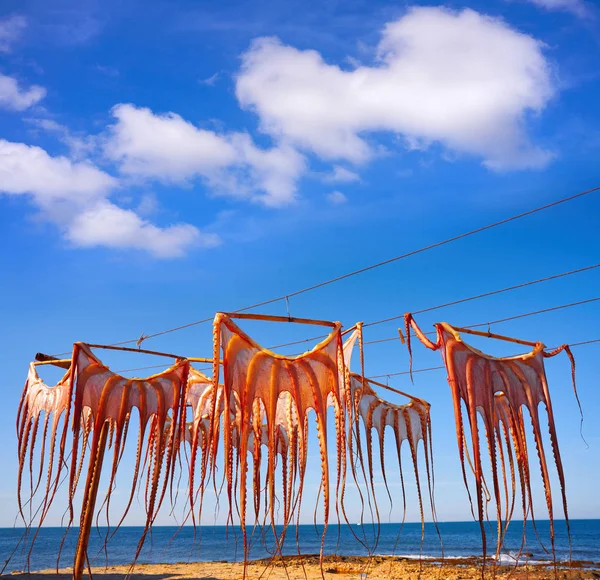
[[322, 165, 361, 184], [520, 0, 590, 18], [66, 201, 218, 258], [0, 140, 114, 212], [0, 73, 46, 111], [105, 104, 237, 178], [0, 14, 27, 53], [227, 133, 305, 206], [25, 118, 98, 160], [326, 190, 348, 205], [0, 139, 206, 257], [236, 6, 555, 170], [104, 103, 305, 205]]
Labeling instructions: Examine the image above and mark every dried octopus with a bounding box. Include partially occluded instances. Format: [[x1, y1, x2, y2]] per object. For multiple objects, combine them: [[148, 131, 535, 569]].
[[17, 364, 73, 531], [348, 372, 434, 536], [404, 314, 580, 563], [70, 343, 190, 576], [15, 313, 436, 579], [208, 313, 347, 570]]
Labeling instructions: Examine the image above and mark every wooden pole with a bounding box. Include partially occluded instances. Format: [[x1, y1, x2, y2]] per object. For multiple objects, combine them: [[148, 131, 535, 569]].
[[359, 375, 423, 402], [73, 421, 109, 580], [86, 343, 183, 359], [35, 350, 220, 370], [451, 326, 539, 348], [86, 345, 220, 364], [33, 355, 71, 369], [222, 312, 338, 327], [341, 323, 360, 336]]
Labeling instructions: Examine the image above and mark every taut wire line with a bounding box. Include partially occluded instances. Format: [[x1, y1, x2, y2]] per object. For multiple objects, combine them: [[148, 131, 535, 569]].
[[49, 185, 600, 355]]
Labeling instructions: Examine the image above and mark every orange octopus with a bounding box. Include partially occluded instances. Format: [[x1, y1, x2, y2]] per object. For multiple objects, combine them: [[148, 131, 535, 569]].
[[404, 314, 580, 564], [15, 314, 436, 579], [17, 364, 73, 531]]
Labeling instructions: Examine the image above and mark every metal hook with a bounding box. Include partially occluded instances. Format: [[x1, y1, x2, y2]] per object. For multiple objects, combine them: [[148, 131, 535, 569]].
[[285, 296, 291, 321]]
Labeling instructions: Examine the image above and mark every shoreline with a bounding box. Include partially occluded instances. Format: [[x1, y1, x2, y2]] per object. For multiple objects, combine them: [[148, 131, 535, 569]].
[[6, 555, 600, 579]]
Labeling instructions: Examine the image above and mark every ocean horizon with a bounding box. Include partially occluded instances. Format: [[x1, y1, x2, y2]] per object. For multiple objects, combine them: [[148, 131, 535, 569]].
[[2, 519, 598, 573]]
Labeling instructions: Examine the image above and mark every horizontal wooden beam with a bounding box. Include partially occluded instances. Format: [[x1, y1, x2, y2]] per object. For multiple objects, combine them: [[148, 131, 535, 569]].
[[452, 326, 538, 348], [221, 312, 338, 328], [34, 353, 71, 369]]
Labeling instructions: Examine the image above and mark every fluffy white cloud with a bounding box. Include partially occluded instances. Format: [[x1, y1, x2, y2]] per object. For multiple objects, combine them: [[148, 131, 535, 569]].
[[236, 6, 555, 170], [326, 190, 348, 205], [104, 104, 305, 206], [0, 140, 114, 209], [521, 0, 590, 17], [0, 73, 46, 111], [0, 14, 27, 53], [105, 104, 237, 178], [0, 139, 207, 257], [67, 201, 218, 258]]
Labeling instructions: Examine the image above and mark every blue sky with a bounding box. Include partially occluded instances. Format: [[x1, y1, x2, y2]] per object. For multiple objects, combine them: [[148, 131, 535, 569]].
[[1, 0, 599, 535]]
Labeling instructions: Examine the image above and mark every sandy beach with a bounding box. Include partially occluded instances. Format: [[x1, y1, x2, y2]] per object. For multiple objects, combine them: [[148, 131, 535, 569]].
[[8, 556, 600, 580]]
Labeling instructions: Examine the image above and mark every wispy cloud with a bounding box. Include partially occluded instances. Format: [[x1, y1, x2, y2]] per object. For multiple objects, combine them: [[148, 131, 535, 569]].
[[95, 64, 120, 77], [25, 118, 97, 159], [0, 14, 27, 52], [198, 72, 221, 86], [322, 165, 361, 184], [0, 73, 45, 111], [519, 0, 592, 18], [326, 190, 348, 205], [46, 14, 103, 45]]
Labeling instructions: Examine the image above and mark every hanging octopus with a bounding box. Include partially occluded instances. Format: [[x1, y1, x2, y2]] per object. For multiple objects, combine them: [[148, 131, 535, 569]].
[[404, 314, 580, 564], [16, 363, 73, 530], [181, 367, 303, 537], [340, 325, 436, 549], [349, 373, 435, 534], [181, 367, 218, 524], [15, 315, 438, 580], [208, 313, 348, 571], [67, 343, 190, 579]]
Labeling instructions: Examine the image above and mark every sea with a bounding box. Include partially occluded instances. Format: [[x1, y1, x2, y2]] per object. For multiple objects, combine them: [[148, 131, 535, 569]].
[[1, 520, 599, 573]]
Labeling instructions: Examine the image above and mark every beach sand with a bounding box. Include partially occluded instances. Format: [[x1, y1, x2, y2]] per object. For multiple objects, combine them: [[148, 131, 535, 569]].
[[9, 556, 600, 579]]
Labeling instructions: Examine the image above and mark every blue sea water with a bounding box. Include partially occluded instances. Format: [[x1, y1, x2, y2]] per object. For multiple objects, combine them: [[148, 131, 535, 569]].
[[1, 520, 598, 573]]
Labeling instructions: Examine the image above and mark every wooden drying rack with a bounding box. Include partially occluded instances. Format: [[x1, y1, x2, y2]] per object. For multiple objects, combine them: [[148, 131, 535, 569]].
[[35, 343, 219, 370], [33, 311, 344, 371]]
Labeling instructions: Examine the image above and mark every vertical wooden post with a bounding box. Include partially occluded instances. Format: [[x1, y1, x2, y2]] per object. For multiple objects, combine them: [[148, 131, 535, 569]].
[[73, 422, 109, 580]]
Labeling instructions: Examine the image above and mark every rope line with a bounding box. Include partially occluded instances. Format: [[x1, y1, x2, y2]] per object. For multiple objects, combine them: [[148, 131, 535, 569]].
[[363, 297, 600, 345], [116, 339, 600, 378], [63, 184, 599, 352], [268, 264, 600, 349], [369, 338, 600, 379], [364, 263, 600, 327]]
